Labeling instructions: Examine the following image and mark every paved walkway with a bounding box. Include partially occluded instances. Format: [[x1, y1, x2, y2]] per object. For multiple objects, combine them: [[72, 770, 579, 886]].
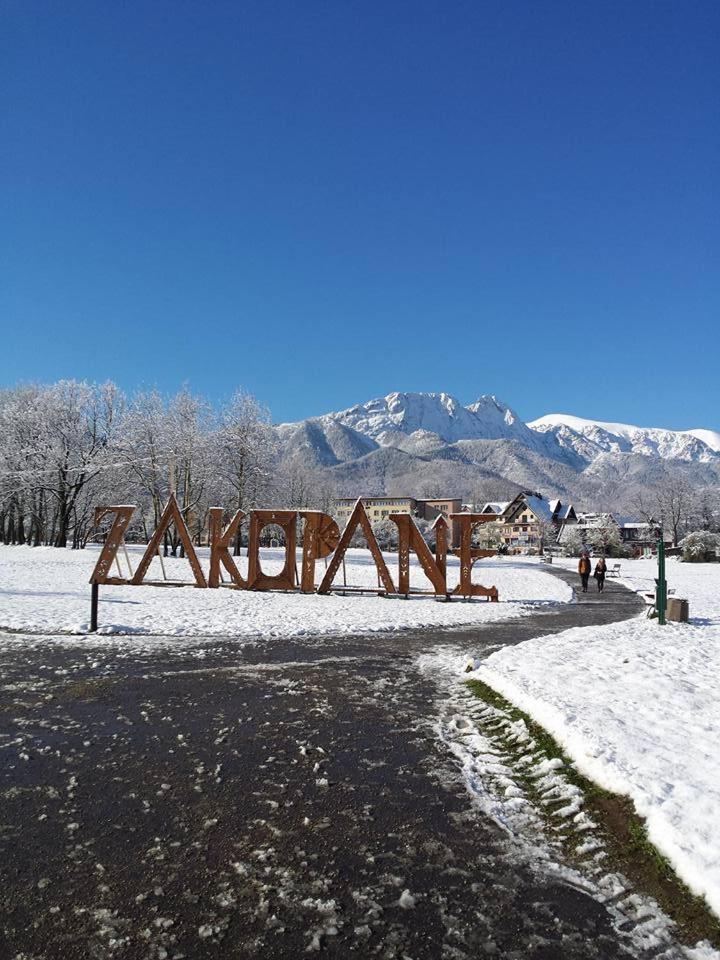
[[1, 570, 680, 960]]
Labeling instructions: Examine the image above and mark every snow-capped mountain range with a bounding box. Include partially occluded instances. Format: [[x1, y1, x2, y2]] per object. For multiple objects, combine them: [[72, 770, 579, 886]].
[[276, 392, 720, 509], [280, 391, 719, 463], [529, 412, 720, 462]]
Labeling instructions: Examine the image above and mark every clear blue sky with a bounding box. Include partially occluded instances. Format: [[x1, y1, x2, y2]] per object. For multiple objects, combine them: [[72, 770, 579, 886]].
[[2, 0, 718, 428]]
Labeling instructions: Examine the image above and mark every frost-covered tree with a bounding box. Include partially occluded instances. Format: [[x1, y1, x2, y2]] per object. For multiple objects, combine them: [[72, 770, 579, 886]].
[[536, 518, 558, 552], [215, 392, 276, 509], [472, 520, 503, 549], [0, 379, 281, 551], [560, 528, 585, 557], [414, 517, 437, 550], [689, 487, 720, 533], [166, 388, 216, 550], [679, 530, 720, 562], [634, 477, 693, 547], [119, 389, 173, 537], [656, 476, 694, 547], [274, 459, 336, 514], [119, 388, 216, 552], [587, 520, 624, 557], [0, 384, 48, 545], [210, 391, 278, 553], [371, 518, 399, 551], [0, 380, 124, 548]]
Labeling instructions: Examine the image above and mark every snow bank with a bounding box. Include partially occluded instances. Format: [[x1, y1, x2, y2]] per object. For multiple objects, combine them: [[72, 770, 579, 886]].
[[0, 545, 571, 642], [475, 557, 720, 917]]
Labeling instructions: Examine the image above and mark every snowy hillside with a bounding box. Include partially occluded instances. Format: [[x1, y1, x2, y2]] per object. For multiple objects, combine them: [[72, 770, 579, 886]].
[[279, 391, 719, 466], [276, 418, 378, 466], [326, 392, 535, 446], [529, 413, 720, 463], [280, 392, 572, 463], [276, 391, 720, 509]]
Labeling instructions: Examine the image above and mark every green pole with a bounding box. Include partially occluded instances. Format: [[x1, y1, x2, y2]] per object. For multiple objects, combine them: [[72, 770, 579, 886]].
[[656, 536, 666, 625]]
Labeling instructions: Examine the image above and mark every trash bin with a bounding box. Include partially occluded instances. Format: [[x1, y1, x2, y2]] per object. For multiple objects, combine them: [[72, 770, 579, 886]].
[[666, 598, 689, 623]]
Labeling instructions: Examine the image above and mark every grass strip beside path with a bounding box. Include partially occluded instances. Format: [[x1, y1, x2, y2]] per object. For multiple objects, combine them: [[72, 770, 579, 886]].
[[466, 678, 720, 949]]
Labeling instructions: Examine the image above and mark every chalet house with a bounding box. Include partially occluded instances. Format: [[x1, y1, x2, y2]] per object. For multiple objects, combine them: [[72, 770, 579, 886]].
[[496, 493, 577, 553], [549, 500, 578, 525], [558, 513, 661, 554], [477, 501, 510, 519], [617, 518, 662, 552]]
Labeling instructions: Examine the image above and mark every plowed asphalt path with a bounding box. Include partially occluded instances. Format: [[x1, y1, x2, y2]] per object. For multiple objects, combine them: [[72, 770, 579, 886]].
[[2, 568, 679, 960]]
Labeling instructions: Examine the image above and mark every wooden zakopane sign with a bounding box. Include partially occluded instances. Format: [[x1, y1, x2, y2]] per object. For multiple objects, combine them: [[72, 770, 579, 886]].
[[132, 495, 207, 588], [90, 505, 136, 584], [248, 510, 297, 591], [90, 496, 498, 600], [317, 498, 395, 595], [208, 508, 248, 588], [390, 514, 446, 595], [451, 514, 499, 600], [299, 511, 340, 593]]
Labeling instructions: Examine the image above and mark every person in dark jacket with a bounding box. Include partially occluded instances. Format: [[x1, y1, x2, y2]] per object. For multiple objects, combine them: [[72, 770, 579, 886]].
[[578, 554, 591, 592], [594, 557, 607, 592]]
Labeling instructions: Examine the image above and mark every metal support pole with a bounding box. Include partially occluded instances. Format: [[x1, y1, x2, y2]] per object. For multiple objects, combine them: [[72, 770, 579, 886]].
[[157, 546, 167, 581], [656, 536, 667, 626], [90, 582, 99, 633], [122, 541, 134, 579]]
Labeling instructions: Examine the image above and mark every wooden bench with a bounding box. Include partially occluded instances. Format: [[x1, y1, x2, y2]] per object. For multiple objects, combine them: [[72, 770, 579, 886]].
[[607, 563, 622, 577], [643, 587, 676, 604]]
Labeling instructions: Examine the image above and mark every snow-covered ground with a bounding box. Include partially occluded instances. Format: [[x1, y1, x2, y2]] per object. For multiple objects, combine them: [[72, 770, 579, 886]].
[[473, 556, 720, 919], [0, 544, 571, 641]]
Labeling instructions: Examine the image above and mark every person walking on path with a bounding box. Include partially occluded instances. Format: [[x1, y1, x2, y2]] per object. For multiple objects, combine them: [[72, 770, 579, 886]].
[[594, 557, 607, 593], [578, 553, 591, 593]]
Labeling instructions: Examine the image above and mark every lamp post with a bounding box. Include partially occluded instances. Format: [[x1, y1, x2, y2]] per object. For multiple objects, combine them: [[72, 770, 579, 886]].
[[656, 533, 667, 626], [90, 581, 99, 632]]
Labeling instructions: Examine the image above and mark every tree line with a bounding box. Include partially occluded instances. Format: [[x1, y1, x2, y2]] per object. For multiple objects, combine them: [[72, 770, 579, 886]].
[[2, 379, 717, 553], [0, 380, 334, 551]]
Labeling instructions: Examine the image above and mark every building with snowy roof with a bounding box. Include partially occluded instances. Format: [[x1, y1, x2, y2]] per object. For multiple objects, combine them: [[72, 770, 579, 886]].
[[495, 493, 577, 553], [557, 512, 661, 553], [478, 501, 510, 517]]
